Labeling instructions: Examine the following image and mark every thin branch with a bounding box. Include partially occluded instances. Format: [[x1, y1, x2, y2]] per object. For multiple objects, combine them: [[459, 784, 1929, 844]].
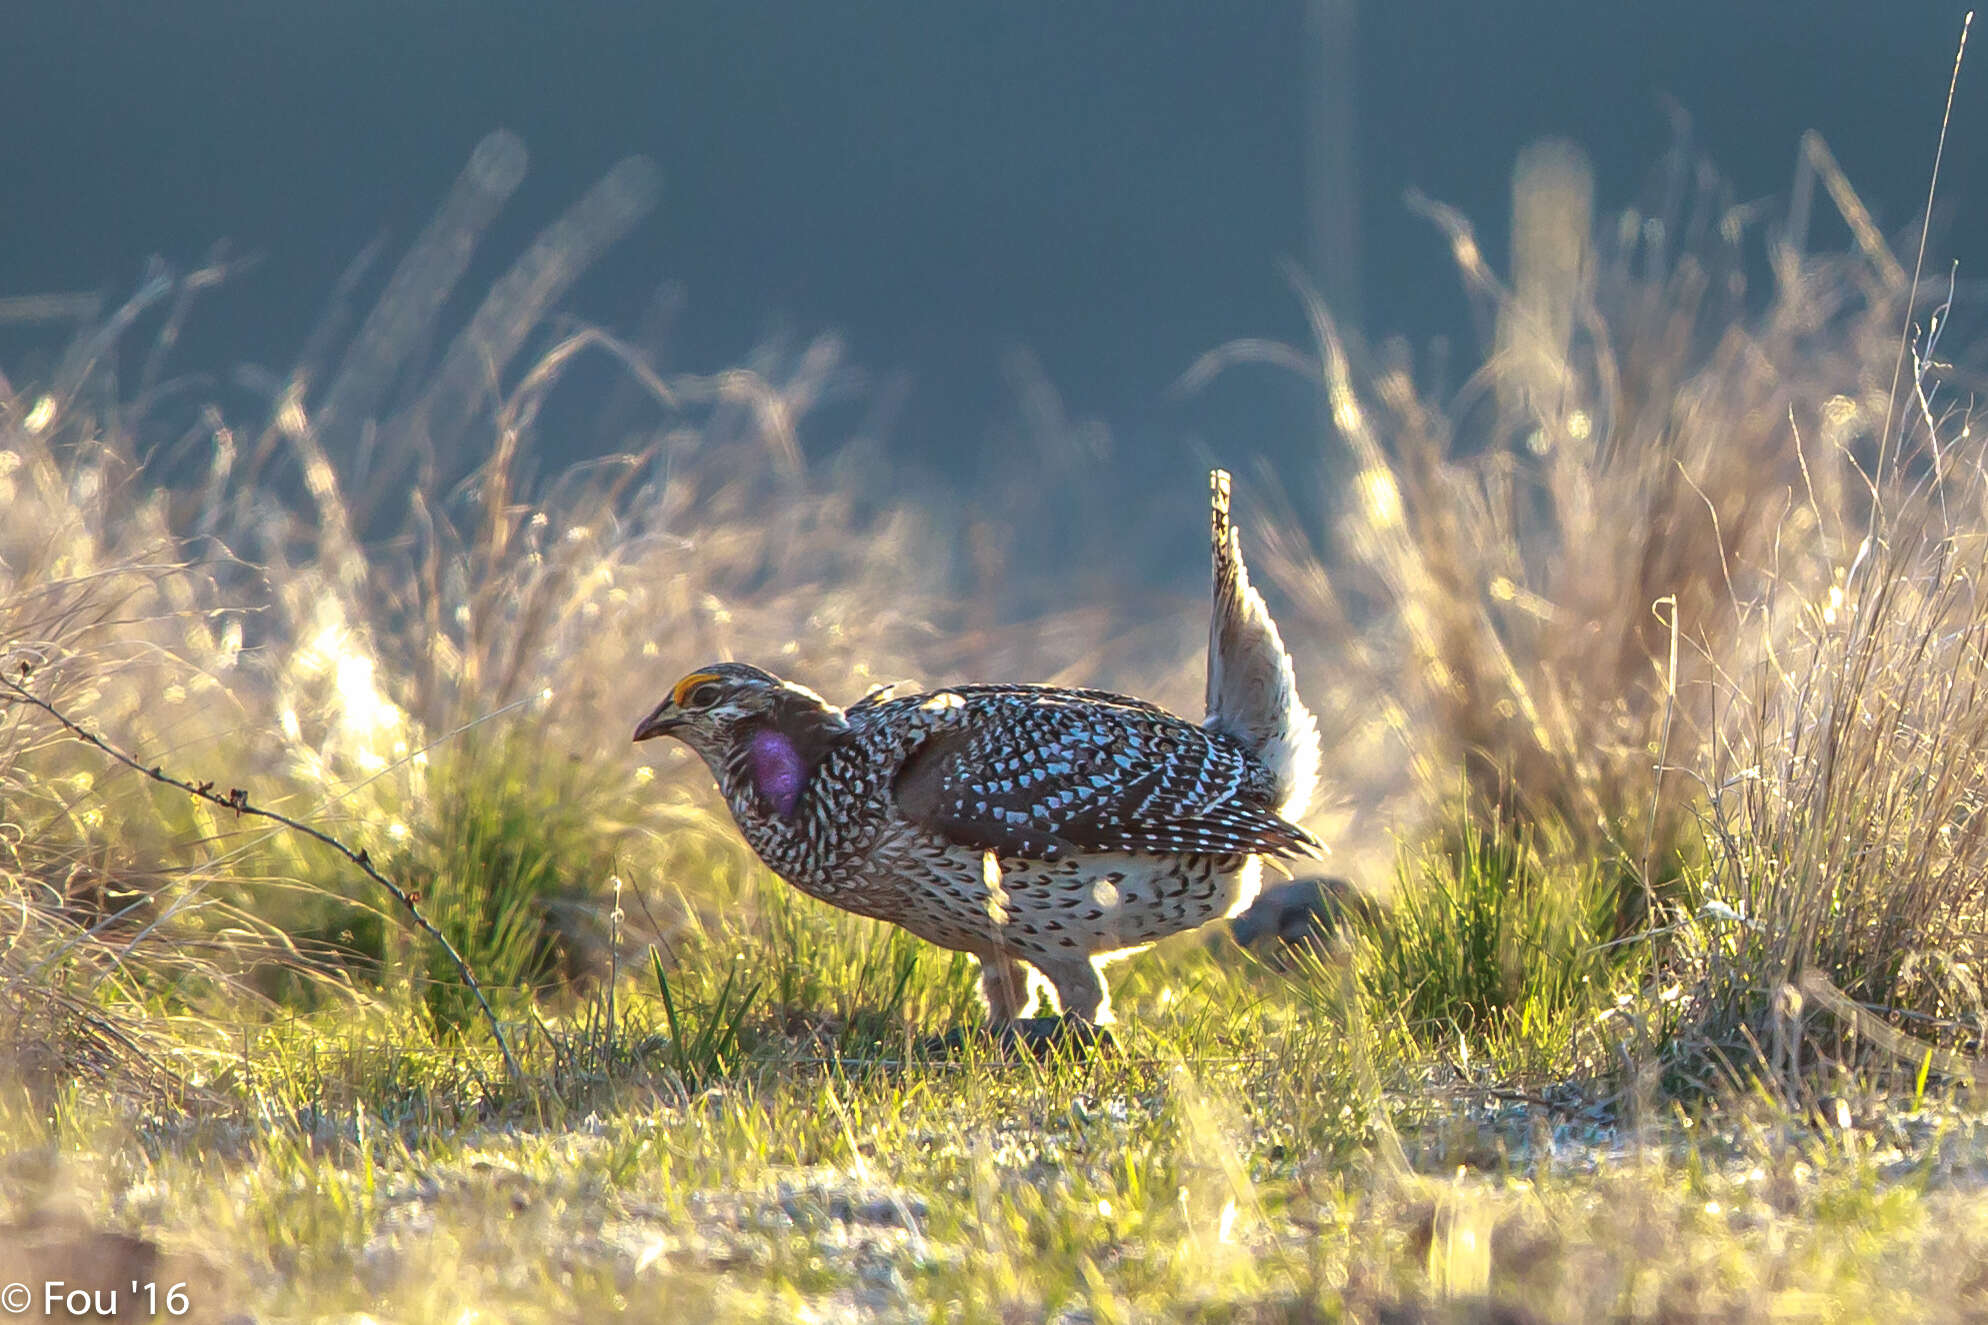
[[0, 669, 522, 1081]]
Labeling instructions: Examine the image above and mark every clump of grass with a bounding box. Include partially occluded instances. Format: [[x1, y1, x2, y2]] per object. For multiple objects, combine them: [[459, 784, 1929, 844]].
[[0, 876, 180, 1113], [1210, 126, 1987, 1098], [1234, 136, 1903, 912], [1355, 808, 1633, 1076], [378, 733, 623, 1031], [649, 948, 760, 1094], [0, 281, 340, 1101], [1678, 365, 1988, 1088]]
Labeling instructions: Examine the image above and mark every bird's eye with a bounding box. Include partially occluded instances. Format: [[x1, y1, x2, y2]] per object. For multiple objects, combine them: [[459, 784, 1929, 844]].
[[682, 681, 723, 710]]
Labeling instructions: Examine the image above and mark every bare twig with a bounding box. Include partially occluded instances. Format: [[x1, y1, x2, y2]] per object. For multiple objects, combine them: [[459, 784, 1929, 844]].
[[0, 670, 522, 1081]]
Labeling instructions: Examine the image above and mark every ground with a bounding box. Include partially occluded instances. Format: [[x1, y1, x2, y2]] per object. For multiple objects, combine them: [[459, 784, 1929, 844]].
[[5, 916, 1986, 1323]]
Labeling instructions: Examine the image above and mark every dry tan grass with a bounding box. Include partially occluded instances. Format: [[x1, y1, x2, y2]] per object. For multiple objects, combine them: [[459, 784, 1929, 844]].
[[1217, 139, 1925, 907], [1191, 131, 1985, 1085], [1682, 348, 1988, 1085], [0, 137, 1202, 1079]]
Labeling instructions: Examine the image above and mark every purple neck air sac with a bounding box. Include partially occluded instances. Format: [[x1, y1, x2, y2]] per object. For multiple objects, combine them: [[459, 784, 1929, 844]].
[[749, 726, 808, 819]]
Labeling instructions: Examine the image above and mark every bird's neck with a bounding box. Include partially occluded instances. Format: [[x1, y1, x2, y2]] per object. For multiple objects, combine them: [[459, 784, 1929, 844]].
[[702, 740, 797, 875], [710, 703, 852, 865], [717, 725, 812, 823]]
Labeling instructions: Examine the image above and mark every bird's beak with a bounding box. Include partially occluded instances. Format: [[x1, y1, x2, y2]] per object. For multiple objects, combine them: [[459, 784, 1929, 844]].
[[633, 701, 682, 742]]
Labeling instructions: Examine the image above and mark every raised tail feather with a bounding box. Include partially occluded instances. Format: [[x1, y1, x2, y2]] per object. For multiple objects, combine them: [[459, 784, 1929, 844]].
[[1203, 469, 1321, 824]]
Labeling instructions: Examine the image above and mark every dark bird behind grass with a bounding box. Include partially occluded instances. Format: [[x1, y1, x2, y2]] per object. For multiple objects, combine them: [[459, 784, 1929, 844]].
[[635, 470, 1322, 1035]]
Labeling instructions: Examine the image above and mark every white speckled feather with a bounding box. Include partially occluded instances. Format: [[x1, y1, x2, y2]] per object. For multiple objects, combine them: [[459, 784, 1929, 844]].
[[1203, 469, 1321, 825]]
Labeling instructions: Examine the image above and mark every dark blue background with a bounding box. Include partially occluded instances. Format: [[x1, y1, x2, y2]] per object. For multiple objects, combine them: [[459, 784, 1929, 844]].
[[3, 2, 1977, 490]]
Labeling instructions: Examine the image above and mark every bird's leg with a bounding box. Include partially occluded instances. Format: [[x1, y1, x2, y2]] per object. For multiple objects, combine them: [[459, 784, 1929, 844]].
[[977, 950, 1033, 1025], [975, 850, 1059, 1027], [917, 952, 1108, 1060], [931, 848, 1115, 1059], [915, 950, 1032, 1058], [1037, 956, 1110, 1025], [990, 956, 1114, 1057]]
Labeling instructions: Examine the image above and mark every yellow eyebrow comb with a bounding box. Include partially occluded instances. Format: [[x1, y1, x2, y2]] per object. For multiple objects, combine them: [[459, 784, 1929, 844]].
[[671, 671, 722, 706]]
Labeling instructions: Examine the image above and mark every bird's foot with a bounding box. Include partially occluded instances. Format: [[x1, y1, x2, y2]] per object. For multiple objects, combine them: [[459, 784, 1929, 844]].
[[1001, 1016, 1115, 1059], [920, 1016, 1115, 1061]]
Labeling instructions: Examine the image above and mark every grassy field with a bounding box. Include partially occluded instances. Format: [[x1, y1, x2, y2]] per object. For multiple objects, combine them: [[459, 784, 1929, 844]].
[[3, 129, 1986, 1322]]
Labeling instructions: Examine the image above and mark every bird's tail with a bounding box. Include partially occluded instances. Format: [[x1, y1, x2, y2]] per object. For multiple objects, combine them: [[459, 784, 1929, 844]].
[[1203, 469, 1321, 823]]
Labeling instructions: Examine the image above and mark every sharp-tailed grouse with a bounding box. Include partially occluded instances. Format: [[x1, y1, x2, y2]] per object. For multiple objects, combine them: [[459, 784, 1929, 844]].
[[634, 470, 1321, 1027]]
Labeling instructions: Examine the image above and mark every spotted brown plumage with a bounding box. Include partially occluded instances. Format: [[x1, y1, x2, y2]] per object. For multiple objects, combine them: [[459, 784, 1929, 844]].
[[892, 686, 1315, 861], [634, 470, 1323, 1028]]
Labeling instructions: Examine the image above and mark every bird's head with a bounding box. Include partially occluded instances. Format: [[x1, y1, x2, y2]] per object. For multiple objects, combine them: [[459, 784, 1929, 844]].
[[634, 663, 850, 817], [634, 662, 838, 748]]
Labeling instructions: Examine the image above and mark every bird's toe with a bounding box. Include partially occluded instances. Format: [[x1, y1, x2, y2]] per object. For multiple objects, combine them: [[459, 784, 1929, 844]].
[[998, 1015, 1116, 1059], [918, 1016, 1115, 1061]]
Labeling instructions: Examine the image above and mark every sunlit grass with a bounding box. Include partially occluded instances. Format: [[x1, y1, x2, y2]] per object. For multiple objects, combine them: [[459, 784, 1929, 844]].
[[6, 955, 1988, 1320], [1352, 810, 1636, 1080]]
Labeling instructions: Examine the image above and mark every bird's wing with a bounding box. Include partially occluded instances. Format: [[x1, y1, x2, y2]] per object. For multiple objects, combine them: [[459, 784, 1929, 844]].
[[891, 692, 1321, 861], [939, 682, 1173, 713]]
